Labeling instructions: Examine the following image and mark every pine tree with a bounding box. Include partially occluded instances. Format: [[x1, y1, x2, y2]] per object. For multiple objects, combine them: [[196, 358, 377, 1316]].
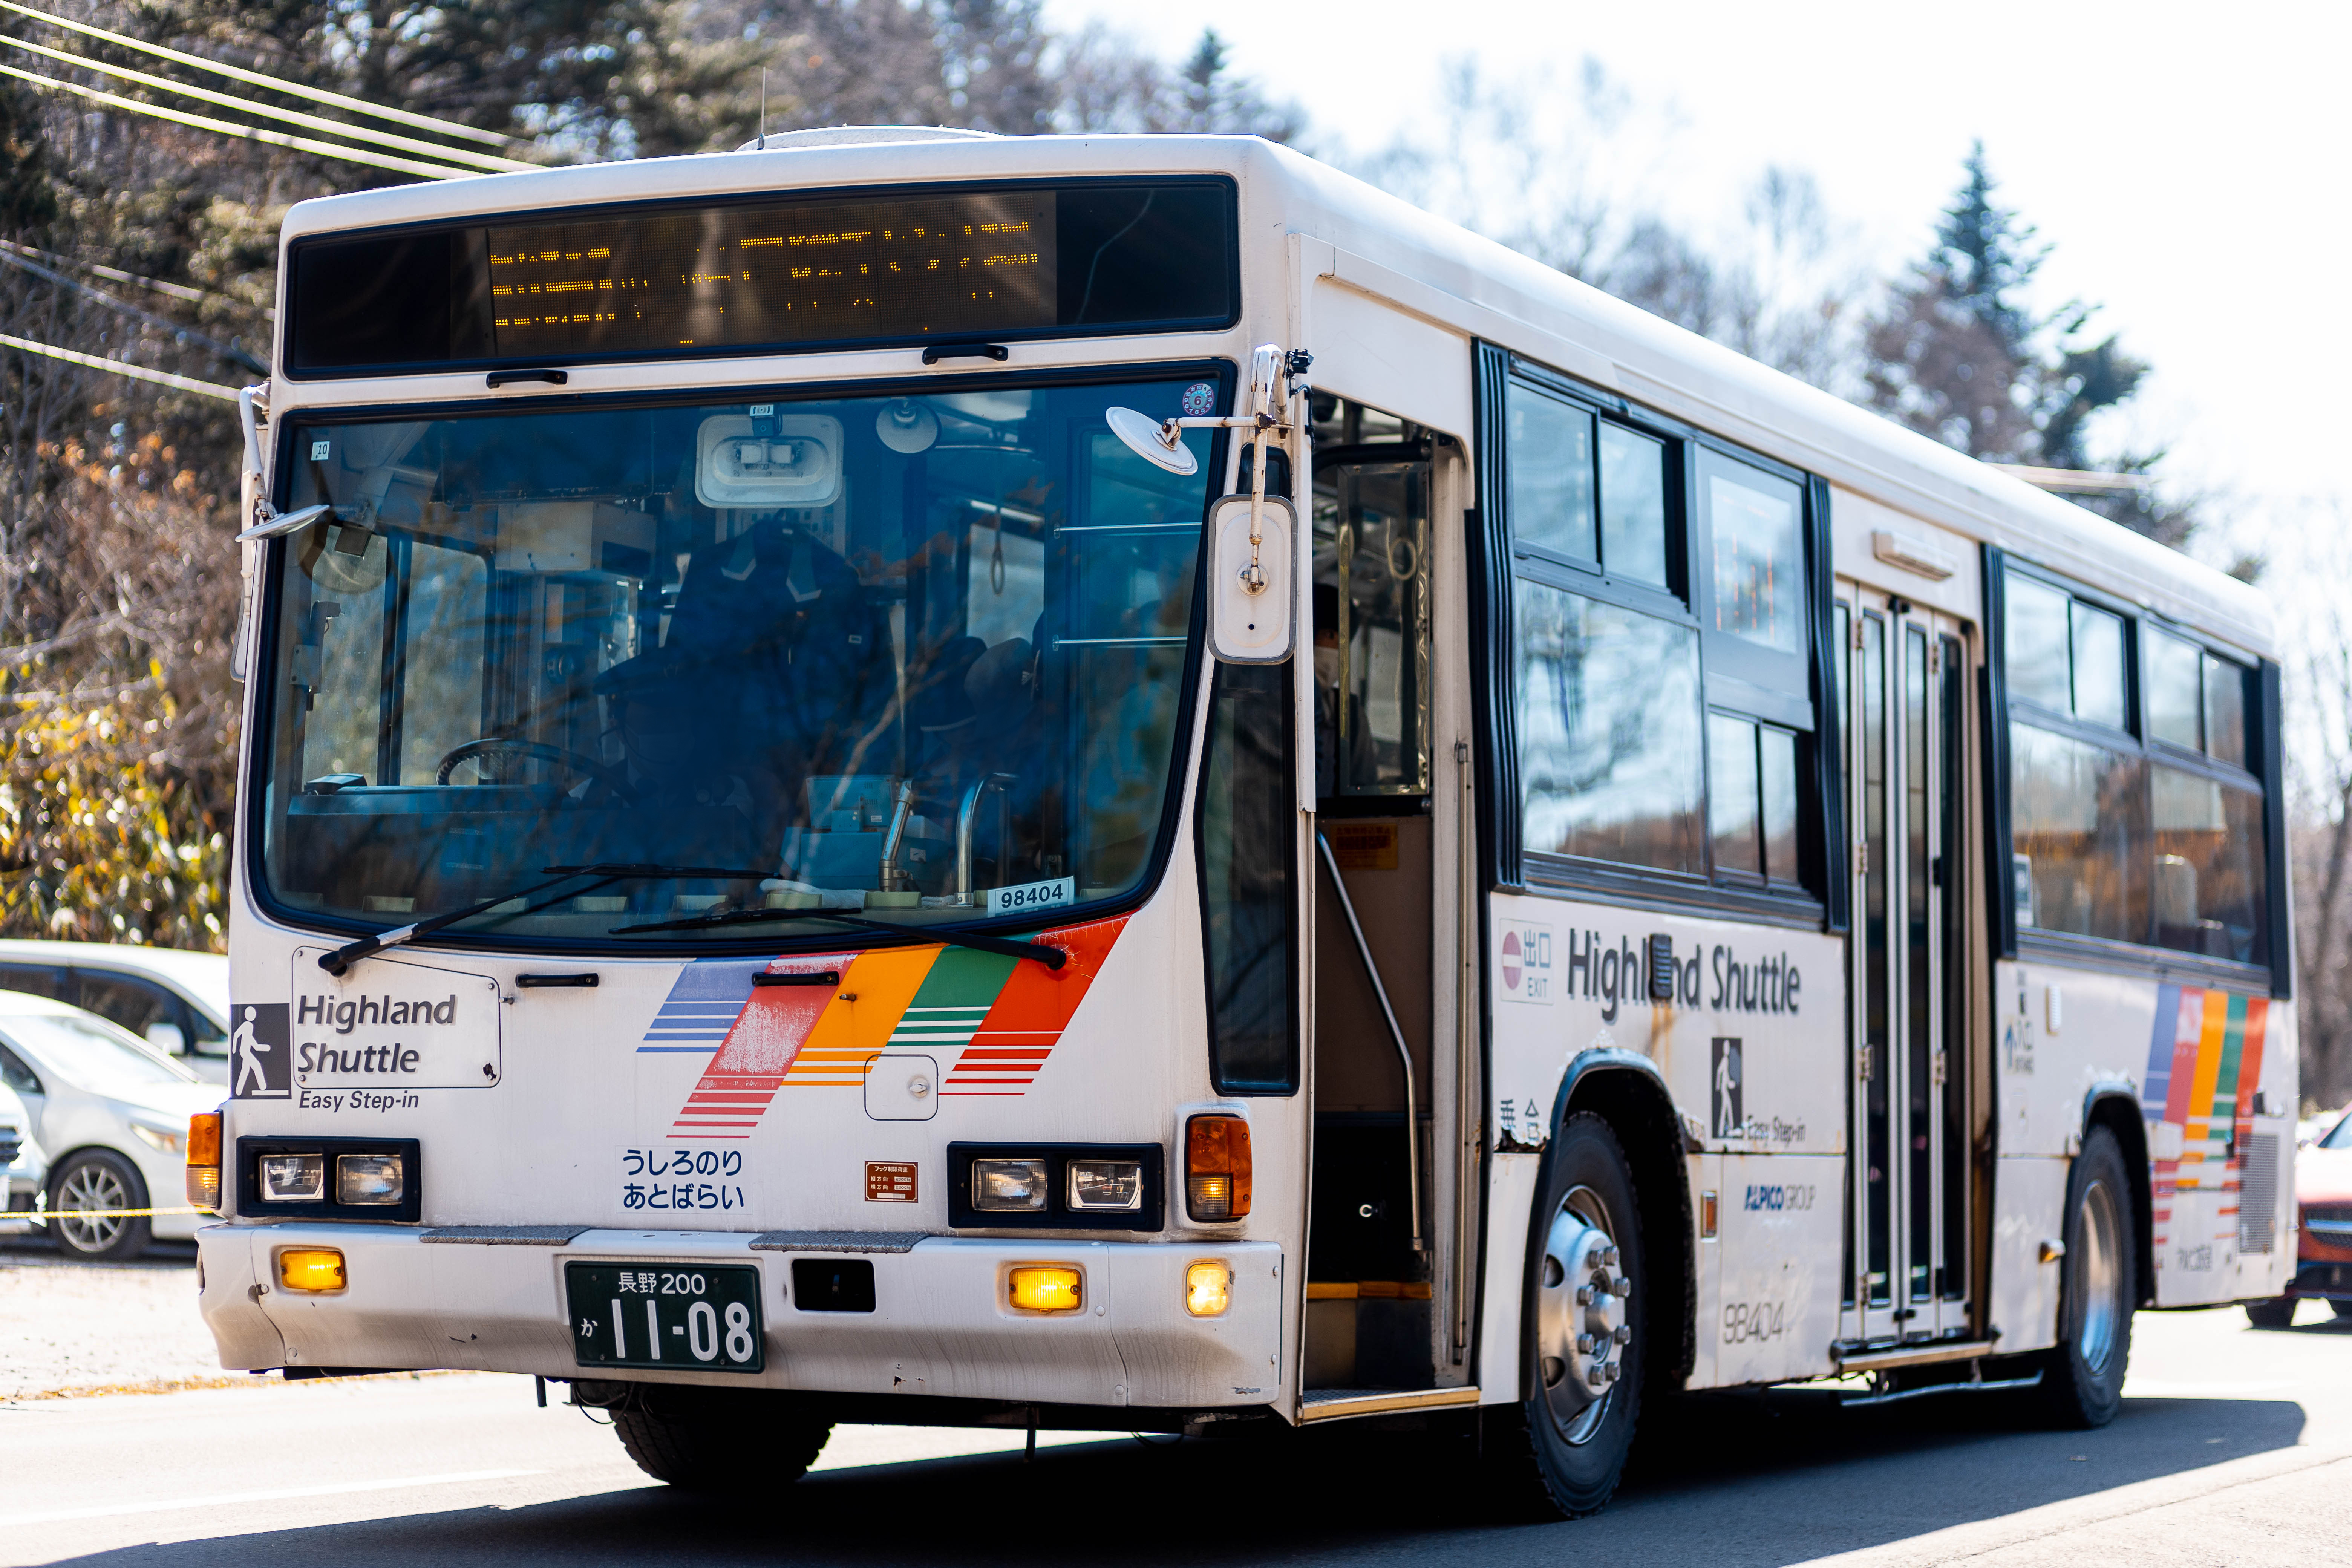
[[1864, 144, 2195, 548]]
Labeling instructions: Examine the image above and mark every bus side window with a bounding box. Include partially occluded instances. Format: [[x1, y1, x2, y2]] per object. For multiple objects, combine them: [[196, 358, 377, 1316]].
[[1197, 663, 1298, 1093]]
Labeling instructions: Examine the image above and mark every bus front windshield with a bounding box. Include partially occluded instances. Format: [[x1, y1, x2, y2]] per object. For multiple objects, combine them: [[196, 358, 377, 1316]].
[[258, 375, 1219, 947]]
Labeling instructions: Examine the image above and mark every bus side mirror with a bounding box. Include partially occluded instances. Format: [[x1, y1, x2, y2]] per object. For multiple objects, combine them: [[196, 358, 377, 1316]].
[[1206, 494, 1295, 665]]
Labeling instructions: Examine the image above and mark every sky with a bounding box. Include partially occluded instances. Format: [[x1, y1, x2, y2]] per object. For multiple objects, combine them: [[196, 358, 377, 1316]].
[[1047, 0, 2352, 578]]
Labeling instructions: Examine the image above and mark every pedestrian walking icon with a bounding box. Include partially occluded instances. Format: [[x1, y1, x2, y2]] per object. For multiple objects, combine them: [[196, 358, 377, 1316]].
[[231, 1003, 292, 1098]]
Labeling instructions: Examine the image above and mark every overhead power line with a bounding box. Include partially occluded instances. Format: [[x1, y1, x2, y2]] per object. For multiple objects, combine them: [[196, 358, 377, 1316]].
[[0, 32, 533, 174], [0, 60, 479, 181], [0, 244, 265, 376], [0, 239, 272, 321], [0, 331, 241, 403], [0, 0, 514, 148]]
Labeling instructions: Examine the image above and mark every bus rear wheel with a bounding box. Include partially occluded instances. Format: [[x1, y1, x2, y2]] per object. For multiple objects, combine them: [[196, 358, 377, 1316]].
[[1485, 1111, 1646, 1519], [2039, 1125, 2135, 1427], [602, 1384, 833, 1491]]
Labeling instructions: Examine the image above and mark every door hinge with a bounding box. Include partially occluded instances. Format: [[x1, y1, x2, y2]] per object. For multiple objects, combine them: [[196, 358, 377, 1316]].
[[1855, 841, 1869, 876], [1857, 1045, 1874, 1082], [1932, 1048, 1948, 1085]]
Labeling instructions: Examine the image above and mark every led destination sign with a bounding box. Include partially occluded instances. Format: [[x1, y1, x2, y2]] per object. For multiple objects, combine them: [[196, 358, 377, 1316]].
[[286, 178, 1236, 375], [485, 189, 1055, 355]]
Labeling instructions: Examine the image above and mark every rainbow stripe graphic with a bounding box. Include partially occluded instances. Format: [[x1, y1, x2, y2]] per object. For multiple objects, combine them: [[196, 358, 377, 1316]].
[[2140, 983, 2268, 1250], [639, 916, 1127, 1139]]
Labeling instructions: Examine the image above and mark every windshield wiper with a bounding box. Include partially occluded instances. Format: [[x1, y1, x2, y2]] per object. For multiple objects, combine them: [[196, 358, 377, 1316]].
[[317, 863, 786, 975], [611, 906, 1067, 970]]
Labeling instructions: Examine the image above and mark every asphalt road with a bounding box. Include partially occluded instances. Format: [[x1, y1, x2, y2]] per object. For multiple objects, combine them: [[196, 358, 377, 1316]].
[[4, 1302, 2347, 1567]]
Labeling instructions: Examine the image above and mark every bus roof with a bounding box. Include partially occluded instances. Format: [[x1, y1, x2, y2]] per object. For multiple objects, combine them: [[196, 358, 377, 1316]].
[[277, 133, 2274, 660]]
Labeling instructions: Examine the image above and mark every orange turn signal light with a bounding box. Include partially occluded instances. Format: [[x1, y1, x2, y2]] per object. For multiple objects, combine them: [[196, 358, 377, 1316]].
[[278, 1248, 346, 1293], [1185, 1114, 1252, 1221], [1008, 1265, 1083, 1312], [185, 1111, 222, 1213]]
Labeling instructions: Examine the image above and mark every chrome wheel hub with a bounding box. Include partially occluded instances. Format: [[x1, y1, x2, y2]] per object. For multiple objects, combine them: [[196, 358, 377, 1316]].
[[1536, 1186, 1630, 1444], [56, 1163, 131, 1251], [2076, 1178, 2123, 1375]]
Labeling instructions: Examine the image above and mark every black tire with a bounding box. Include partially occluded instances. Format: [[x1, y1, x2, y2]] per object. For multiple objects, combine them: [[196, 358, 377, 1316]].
[[2245, 1297, 2297, 1329], [1482, 1111, 1648, 1519], [603, 1384, 833, 1491], [46, 1149, 152, 1262], [2039, 1125, 2135, 1426], [2330, 1300, 2352, 1321]]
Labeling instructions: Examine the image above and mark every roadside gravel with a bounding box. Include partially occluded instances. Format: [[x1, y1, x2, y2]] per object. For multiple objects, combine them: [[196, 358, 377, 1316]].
[[0, 1244, 234, 1400]]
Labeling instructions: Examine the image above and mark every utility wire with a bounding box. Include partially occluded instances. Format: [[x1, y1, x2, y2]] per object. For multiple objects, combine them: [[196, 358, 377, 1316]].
[[0, 60, 478, 181], [0, 32, 533, 174], [0, 239, 271, 321], [0, 0, 515, 148], [1, 239, 209, 308], [0, 245, 265, 376], [0, 331, 240, 403]]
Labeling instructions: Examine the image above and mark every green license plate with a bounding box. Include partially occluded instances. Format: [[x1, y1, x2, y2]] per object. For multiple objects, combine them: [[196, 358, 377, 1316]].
[[565, 1262, 765, 1374]]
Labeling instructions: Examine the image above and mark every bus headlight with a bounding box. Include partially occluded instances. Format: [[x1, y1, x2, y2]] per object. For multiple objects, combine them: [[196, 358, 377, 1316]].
[[1185, 1260, 1233, 1317], [335, 1153, 404, 1205], [259, 1153, 325, 1202], [1067, 1159, 1143, 1211], [972, 1158, 1049, 1211]]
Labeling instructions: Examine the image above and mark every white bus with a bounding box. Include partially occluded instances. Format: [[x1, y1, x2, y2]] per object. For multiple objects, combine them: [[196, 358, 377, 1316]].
[[188, 129, 2294, 1517]]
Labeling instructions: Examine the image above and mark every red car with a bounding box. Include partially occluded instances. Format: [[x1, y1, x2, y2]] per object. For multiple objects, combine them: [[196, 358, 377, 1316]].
[[2248, 1107, 2352, 1327]]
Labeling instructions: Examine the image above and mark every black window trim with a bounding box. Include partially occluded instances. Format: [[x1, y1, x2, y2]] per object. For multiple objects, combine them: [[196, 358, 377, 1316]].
[[1476, 341, 1835, 927], [245, 358, 1236, 961], [281, 174, 1245, 382], [1992, 550, 2285, 994]]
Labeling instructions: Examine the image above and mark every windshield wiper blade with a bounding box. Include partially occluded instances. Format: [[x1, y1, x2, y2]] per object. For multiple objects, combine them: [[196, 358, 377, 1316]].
[[612, 906, 1067, 970], [316, 862, 786, 975]]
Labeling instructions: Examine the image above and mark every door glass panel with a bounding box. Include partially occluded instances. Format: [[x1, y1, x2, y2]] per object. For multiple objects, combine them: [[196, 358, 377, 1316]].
[[1312, 455, 1431, 798], [1939, 635, 1966, 1300], [1904, 625, 1933, 1304], [1861, 614, 1890, 1306], [1198, 662, 1297, 1093], [1836, 601, 1852, 1309]]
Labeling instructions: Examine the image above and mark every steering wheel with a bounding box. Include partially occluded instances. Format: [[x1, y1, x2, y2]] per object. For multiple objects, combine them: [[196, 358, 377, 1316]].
[[435, 738, 633, 799]]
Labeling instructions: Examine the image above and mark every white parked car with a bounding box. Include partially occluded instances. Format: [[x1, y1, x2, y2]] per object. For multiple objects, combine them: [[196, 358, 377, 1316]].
[[0, 940, 230, 1084], [0, 991, 220, 1260], [0, 1077, 41, 1223]]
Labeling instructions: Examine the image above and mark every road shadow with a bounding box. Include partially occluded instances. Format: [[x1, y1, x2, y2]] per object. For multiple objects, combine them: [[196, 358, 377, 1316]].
[[41, 1382, 2308, 1568]]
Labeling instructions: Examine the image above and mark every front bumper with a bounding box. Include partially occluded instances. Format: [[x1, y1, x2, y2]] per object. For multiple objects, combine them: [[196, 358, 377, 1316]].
[[2287, 1259, 2352, 1299], [196, 1223, 1285, 1412]]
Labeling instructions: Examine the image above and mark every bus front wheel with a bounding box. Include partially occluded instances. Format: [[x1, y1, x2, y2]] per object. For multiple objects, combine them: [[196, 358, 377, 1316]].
[[1487, 1110, 1647, 1519], [602, 1384, 833, 1491]]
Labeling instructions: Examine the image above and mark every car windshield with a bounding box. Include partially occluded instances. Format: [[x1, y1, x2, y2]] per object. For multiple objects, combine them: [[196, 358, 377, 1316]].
[[2324, 1110, 2352, 1150], [2, 1013, 199, 1092], [258, 375, 1220, 947]]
